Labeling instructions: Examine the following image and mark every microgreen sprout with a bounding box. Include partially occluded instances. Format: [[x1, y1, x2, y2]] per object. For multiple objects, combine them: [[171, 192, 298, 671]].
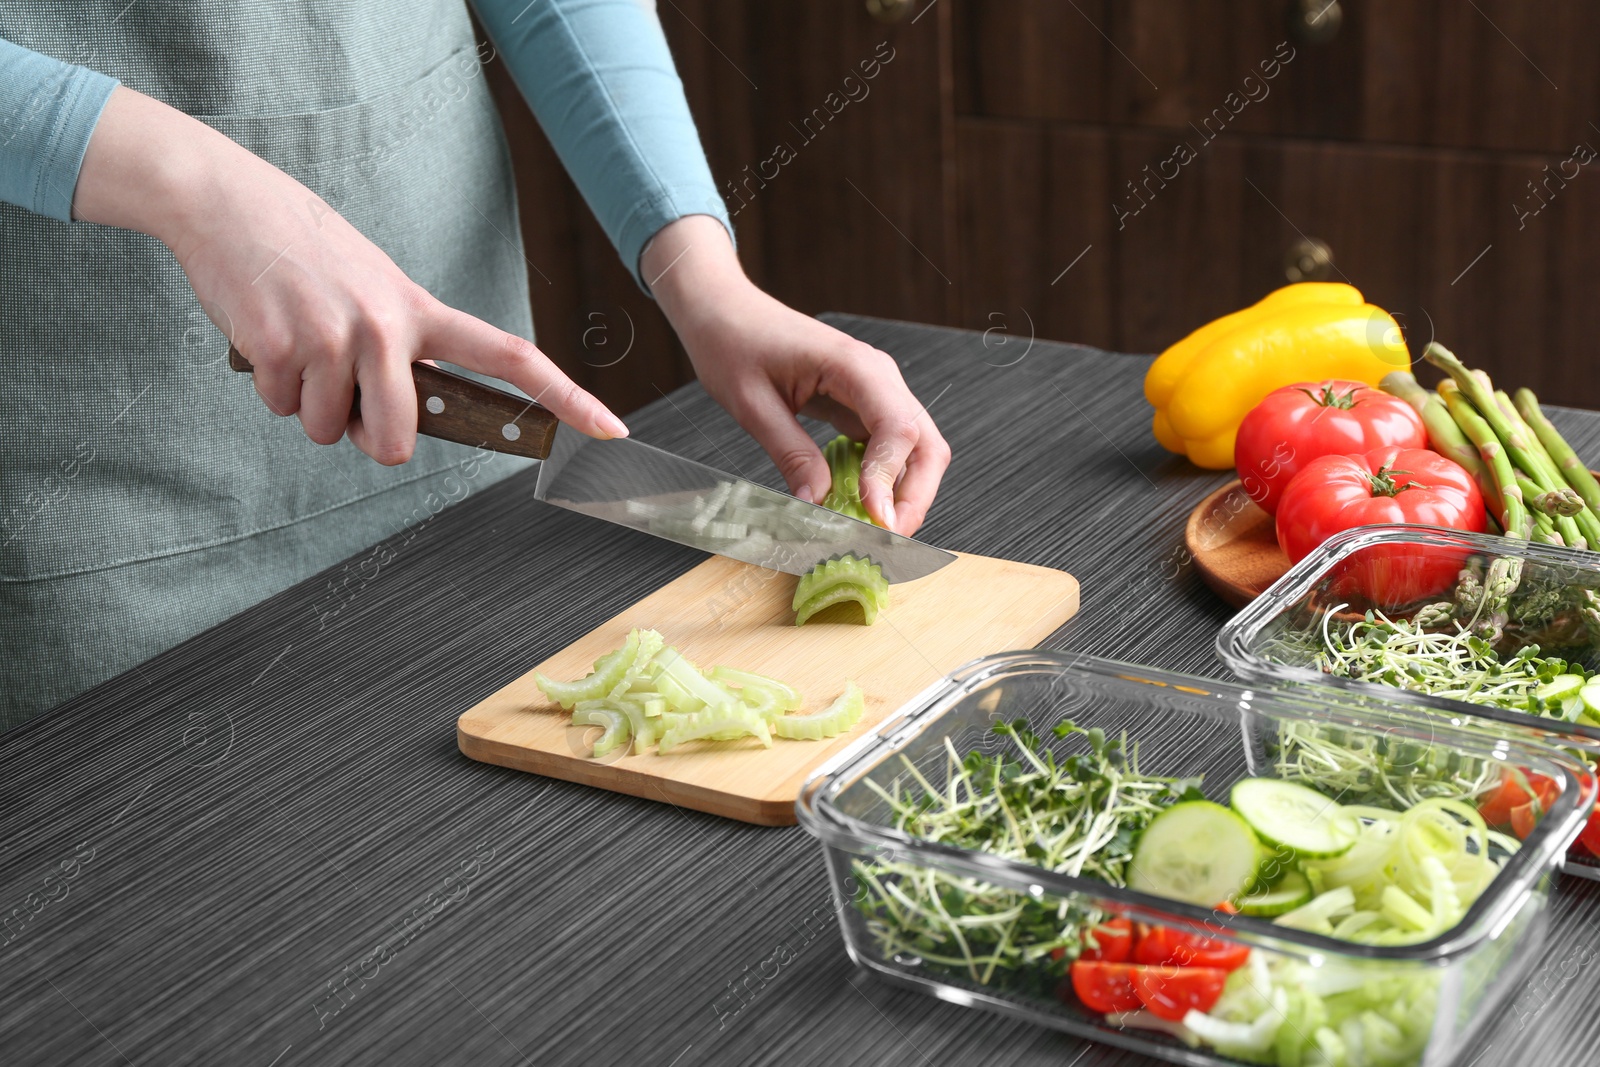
[[852, 719, 1202, 988]]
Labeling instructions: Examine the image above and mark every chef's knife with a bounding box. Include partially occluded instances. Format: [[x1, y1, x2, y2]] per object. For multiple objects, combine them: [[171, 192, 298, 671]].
[[227, 349, 953, 583]]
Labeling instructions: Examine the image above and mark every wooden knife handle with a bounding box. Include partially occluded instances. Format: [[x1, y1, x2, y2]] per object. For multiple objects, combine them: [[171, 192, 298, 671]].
[[227, 345, 559, 460]]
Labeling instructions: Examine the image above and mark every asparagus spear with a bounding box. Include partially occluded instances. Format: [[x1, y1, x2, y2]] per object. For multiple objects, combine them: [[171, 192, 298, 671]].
[[1433, 352, 1600, 546], [1515, 470, 1585, 516], [1532, 509, 1562, 545], [1514, 387, 1600, 516], [1441, 384, 1532, 538], [1425, 344, 1575, 494], [1380, 371, 1505, 521], [1559, 514, 1588, 550], [1493, 388, 1585, 513]]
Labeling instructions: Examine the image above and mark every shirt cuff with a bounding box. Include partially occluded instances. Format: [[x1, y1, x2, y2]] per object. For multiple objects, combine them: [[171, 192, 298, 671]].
[[37, 65, 117, 221], [0, 41, 119, 222]]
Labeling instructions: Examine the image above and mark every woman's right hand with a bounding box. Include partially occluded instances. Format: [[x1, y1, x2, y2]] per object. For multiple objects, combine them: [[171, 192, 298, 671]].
[[73, 86, 628, 464]]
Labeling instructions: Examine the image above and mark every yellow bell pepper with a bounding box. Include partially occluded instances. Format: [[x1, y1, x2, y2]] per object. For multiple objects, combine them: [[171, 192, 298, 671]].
[[1145, 283, 1409, 469]]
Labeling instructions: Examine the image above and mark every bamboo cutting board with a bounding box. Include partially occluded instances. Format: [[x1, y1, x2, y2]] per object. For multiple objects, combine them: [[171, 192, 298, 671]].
[[457, 552, 1079, 824]]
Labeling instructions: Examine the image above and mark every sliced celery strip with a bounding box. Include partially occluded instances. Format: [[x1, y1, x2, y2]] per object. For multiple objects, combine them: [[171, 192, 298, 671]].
[[658, 705, 772, 753], [606, 629, 665, 701], [651, 646, 737, 712], [571, 706, 631, 758], [793, 555, 889, 626], [708, 666, 802, 718], [535, 630, 641, 709], [773, 682, 865, 741], [820, 435, 874, 524], [536, 629, 860, 755], [795, 584, 883, 626], [576, 699, 662, 750]]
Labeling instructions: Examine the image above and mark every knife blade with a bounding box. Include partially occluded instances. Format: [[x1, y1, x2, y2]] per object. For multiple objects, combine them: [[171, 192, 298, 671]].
[[226, 348, 954, 583]]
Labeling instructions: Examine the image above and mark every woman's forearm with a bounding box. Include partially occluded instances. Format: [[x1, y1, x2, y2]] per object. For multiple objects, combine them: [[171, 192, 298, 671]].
[[74, 85, 286, 259]]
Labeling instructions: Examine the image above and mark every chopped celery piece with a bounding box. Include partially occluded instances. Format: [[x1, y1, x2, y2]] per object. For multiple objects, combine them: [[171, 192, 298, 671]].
[[658, 705, 772, 753], [571, 707, 631, 758], [577, 699, 662, 750], [1379, 885, 1434, 932], [690, 482, 734, 532], [709, 666, 803, 716], [773, 682, 865, 741], [795, 584, 883, 626], [1273, 886, 1355, 932], [793, 554, 889, 626], [535, 631, 641, 709], [652, 647, 737, 712], [606, 629, 665, 701], [535, 629, 860, 756], [820, 435, 874, 524]]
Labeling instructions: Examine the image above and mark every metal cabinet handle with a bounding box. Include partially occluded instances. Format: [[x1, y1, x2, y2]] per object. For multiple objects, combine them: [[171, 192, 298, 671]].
[[865, 0, 915, 24], [1288, 0, 1343, 45], [1285, 238, 1337, 283]]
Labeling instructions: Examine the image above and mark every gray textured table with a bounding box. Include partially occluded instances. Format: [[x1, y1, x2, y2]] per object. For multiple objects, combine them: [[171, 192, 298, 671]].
[[3, 315, 1598, 1067]]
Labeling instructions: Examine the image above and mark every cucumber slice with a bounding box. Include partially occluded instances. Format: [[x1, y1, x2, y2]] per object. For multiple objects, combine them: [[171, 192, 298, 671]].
[[1230, 779, 1358, 859], [1580, 680, 1600, 717], [1128, 800, 1261, 906], [1238, 869, 1313, 917], [1538, 673, 1585, 703]]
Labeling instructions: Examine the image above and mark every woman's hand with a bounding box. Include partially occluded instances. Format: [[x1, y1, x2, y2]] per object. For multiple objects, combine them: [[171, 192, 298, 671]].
[[643, 216, 950, 536], [72, 86, 628, 464]]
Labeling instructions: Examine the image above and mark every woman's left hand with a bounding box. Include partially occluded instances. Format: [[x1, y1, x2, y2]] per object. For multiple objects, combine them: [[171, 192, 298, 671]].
[[643, 216, 950, 536]]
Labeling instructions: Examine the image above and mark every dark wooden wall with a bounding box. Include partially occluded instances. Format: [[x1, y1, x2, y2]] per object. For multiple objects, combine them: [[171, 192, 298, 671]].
[[483, 0, 1600, 414]]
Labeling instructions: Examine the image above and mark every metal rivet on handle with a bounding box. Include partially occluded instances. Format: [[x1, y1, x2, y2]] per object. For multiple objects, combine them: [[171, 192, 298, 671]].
[[501, 423, 521, 442], [426, 396, 444, 414]]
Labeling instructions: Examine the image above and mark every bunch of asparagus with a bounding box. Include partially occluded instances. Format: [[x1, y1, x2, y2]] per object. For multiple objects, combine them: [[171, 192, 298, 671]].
[[1382, 344, 1600, 549], [1383, 343, 1600, 642]]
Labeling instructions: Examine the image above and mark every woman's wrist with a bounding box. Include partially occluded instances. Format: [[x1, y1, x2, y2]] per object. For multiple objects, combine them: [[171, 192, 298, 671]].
[[74, 86, 243, 255], [640, 214, 753, 337]]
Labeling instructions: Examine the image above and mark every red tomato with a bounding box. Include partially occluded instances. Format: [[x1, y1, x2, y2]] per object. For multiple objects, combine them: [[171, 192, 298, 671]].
[[1275, 446, 1486, 608], [1510, 801, 1540, 841], [1132, 924, 1250, 972], [1236, 381, 1426, 515], [1576, 807, 1600, 857], [1479, 769, 1558, 828], [1068, 961, 1143, 1014], [1079, 919, 1135, 963], [1132, 966, 1230, 1021]]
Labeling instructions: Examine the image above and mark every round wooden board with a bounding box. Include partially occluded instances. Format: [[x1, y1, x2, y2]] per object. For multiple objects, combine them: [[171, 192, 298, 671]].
[[1184, 480, 1287, 608]]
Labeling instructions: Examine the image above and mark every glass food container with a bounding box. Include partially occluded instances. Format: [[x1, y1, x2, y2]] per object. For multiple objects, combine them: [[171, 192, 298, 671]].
[[796, 651, 1587, 1067], [1216, 524, 1600, 879]]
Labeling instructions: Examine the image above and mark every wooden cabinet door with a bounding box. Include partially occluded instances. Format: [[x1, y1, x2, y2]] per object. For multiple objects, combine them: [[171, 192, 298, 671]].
[[482, 1, 954, 416]]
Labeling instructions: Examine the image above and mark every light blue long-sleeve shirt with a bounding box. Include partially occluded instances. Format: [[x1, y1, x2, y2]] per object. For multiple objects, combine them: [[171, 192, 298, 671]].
[[0, 0, 729, 290]]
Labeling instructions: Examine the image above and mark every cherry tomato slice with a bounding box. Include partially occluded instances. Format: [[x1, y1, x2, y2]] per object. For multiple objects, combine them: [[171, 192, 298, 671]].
[[1132, 922, 1250, 971], [1067, 961, 1143, 1014], [1079, 919, 1135, 963], [1481, 769, 1558, 828], [1511, 801, 1540, 841], [1132, 965, 1230, 1022]]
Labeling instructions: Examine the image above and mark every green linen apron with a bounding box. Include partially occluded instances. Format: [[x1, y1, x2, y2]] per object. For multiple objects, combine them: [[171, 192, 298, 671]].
[[0, 3, 536, 728]]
